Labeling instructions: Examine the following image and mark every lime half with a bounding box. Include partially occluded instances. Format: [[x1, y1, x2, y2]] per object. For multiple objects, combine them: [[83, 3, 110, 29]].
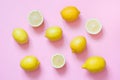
[[28, 10, 44, 27], [51, 54, 65, 68], [85, 19, 102, 34]]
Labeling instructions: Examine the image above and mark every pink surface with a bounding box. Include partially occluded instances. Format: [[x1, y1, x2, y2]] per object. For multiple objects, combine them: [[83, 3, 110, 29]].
[[0, 0, 120, 80]]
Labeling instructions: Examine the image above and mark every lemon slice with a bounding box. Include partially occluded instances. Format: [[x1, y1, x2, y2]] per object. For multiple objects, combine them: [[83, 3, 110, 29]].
[[28, 10, 44, 27], [51, 54, 65, 68], [85, 19, 102, 34]]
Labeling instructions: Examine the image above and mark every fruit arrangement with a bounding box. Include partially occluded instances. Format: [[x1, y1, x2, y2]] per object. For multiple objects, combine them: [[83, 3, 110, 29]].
[[12, 6, 106, 73]]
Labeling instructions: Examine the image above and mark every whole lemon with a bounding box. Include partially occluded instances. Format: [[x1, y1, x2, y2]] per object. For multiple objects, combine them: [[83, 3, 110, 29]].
[[20, 56, 40, 71], [82, 56, 106, 73], [61, 6, 80, 22], [70, 36, 86, 53], [45, 26, 62, 41], [12, 28, 28, 44]]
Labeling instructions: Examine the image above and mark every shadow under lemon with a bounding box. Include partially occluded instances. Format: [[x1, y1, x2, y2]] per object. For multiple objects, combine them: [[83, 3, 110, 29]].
[[86, 67, 109, 80], [24, 66, 41, 78], [48, 36, 65, 48], [32, 21, 45, 34], [55, 62, 67, 75]]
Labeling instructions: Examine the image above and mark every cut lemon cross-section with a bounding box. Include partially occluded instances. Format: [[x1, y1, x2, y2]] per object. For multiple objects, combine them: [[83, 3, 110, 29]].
[[85, 19, 102, 34], [51, 54, 65, 68], [28, 10, 44, 27]]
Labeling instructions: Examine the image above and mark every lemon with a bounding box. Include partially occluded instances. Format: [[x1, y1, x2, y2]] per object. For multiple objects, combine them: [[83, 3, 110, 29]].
[[20, 56, 40, 71], [12, 28, 28, 44], [28, 10, 44, 27], [85, 19, 102, 34], [51, 54, 65, 68], [82, 56, 106, 73], [45, 26, 62, 41], [61, 6, 80, 22], [70, 36, 86, 53]]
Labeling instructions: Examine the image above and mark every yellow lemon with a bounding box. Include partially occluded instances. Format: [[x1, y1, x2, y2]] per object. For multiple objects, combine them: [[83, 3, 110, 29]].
[[85, 19, 102, 34], [45, 26, 62, 41], [51, 54, 65, 68], [61, 6, 80, 22], [20, 56, 40, 71], [12, 28, 28, 44], [28, 10, 44, 27], [70, 36, 86, 53], [82, 56, 106, 73]]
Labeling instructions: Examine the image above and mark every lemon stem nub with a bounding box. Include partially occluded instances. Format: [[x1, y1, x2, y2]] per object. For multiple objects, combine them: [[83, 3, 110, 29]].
[[82, 64, 87, 69]]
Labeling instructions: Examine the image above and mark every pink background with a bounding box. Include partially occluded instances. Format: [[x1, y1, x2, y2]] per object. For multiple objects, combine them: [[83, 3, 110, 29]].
[[0, 0, 120, 80]]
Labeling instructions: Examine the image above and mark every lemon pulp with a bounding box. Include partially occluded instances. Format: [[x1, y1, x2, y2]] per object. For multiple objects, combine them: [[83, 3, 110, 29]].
[[28, 10, 44, 27], [51, 54, 65, 68]]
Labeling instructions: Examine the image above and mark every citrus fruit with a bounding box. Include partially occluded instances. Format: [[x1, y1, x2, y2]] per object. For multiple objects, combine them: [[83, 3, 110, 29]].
[[61, 6, 80, 22], [20, 56, 40, 71], [51, 54, 65, 68], [85, 19, 102, 34], [45, 26, 62, 41], [12, 28, 28, 44], [82, 56, 106, 73], [28, 10, 44, 27], [70, 36, 87, 53]]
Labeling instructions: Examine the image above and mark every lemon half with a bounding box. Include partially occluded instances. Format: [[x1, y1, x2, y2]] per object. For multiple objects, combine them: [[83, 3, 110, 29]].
[[82, 56, 106, 73], [85, 19, 102, 34], [28, 10, 44, 27], [20, 56, 40, 71], [51, 54, 65, 68]]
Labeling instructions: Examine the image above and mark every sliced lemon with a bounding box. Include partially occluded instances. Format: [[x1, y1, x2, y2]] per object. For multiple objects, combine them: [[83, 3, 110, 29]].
[[51, 54, 65, 68], [28, 10, 44, 27], [85, 19, 102, 34]]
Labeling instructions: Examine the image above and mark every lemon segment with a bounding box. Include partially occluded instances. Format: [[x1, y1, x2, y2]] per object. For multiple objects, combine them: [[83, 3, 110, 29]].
[[20, 56, 40, 71], [45, 26, 62, 41], [51, 54, 65, 68], [61, 6, 80, 22], [82, 56, 106, 73], [85, 19, 102, 34], [12, 28, 28, 44], [70, 36, 87, 53], [28, 10, 44, 27]]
